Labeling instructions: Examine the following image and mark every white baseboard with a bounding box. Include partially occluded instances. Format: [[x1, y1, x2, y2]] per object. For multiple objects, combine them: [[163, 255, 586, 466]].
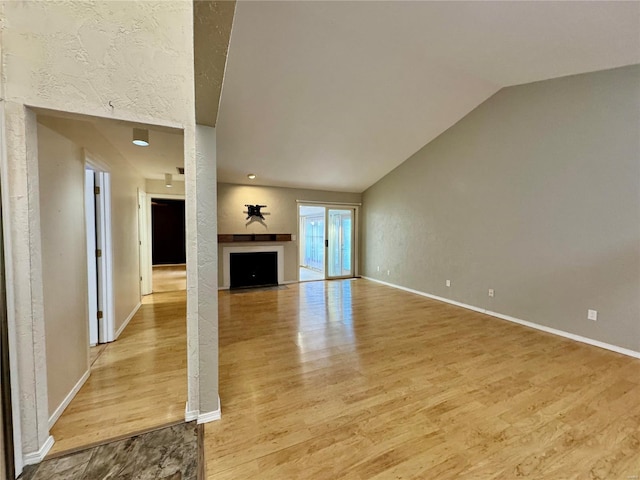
[[185, 402, 198, 422], [362, 276, 640, 359], [23, 435, 54, 465], [115, 302, 141, 340], [48, 369, 90, 429], [198, 404, 221, 424], [185, 396, 222, 424]]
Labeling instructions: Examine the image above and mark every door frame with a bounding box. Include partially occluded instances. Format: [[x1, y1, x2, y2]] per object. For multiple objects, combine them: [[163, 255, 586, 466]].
[[84, 169, 99, 346], [142, 193, 185, 293], [296, 201, 360, 281], [0, 178, 16, 479], [84, 152, 115, 344], [138, 189, 152, 296], [326, 207, 356, 280], [0, 100, 23, 478]]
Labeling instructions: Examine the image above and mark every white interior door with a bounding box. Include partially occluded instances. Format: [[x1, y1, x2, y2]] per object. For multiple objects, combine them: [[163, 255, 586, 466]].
[[138, 190, 152, 296], [84, 164, 114, 344], [94, 172, 115, 343], [84, 169, 99, 346]]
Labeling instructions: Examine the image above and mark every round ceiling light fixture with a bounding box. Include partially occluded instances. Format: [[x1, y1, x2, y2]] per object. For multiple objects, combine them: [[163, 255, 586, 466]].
[[132, 128, 149, 147]]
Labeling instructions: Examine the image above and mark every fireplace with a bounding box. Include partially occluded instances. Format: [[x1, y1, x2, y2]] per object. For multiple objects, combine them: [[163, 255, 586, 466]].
[[223, 245, 285, 289], [230, 252, 277, 288]]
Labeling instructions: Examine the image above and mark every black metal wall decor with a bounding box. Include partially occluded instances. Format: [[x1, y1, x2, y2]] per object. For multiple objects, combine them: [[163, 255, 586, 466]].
[[245, 204, 267, 220]]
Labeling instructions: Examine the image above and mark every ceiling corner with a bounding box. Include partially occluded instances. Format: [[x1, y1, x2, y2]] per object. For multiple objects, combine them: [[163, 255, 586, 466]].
[[194, 0, 236, 128]]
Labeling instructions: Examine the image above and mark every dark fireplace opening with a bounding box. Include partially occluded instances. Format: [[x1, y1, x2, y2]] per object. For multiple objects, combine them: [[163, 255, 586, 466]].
[[230, 252, 278, 289]]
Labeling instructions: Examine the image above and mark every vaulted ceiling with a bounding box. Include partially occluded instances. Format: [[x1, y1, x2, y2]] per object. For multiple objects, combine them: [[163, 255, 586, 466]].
[[216, 1, 640, 193]]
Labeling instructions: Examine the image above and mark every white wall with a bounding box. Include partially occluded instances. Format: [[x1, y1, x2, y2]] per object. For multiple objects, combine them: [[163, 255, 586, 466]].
[[1, 0, 199, 460]]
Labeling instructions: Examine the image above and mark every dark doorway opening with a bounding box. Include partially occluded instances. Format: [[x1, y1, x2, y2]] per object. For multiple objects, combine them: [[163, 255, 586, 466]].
[[151, 198, 186, 265], [230, 252, 278, 289]]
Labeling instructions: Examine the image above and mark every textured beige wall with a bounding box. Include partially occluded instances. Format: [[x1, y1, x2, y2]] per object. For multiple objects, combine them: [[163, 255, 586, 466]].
[[217, 183, 362, 284], [36, 124, 90, 418], [2, 0, 195, 126], [1, 0, 200, 455], [363, 65, 640, 352], [2, 105, 50, 455], [195, 126, 218, 413]]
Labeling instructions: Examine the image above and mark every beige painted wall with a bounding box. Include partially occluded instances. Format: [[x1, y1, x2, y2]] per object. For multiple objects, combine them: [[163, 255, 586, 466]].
[[36, 124, 90, 417], [218, 183, 362, 284], [38, 116, 145, 335], [146, 179, 186, 196], [363, 65, 640, 352]]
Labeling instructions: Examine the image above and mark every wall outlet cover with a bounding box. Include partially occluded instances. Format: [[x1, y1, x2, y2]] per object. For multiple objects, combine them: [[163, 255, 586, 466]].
[[588, 309, 598, 321]]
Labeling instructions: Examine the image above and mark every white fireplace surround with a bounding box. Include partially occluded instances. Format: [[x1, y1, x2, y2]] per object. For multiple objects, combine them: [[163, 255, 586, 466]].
[[223, 245, 285, 289]]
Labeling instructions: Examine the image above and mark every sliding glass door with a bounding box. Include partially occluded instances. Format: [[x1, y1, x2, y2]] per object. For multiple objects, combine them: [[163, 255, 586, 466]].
[[299, 204, 356, 281], [327, 209, 353, 278]]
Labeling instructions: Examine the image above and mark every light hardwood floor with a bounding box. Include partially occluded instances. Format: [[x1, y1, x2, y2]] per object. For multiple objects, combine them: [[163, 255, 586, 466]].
[[205, 279, 640, 479], [153, 264, 187, 293], [48, 289, 187, 456]]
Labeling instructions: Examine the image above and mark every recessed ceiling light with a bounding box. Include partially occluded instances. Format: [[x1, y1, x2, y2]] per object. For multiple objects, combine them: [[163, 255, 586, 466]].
[[247, 174, 256, 180], [132, 128, 149, 147]]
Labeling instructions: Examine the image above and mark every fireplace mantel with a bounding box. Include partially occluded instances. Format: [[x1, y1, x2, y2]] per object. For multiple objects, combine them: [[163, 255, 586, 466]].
[[218, 233, 292, 243]]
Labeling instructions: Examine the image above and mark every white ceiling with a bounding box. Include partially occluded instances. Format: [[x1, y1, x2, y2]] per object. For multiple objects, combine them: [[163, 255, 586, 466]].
[[91, 120, 184, 181], [216, 1, 640, 193]]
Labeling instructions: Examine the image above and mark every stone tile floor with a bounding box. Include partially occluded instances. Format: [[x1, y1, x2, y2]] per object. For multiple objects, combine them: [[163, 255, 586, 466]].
[[20, 422, 199, 480]]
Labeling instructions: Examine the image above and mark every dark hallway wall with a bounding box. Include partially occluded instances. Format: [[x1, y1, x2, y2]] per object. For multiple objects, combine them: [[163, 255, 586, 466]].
[[152, 198, 186, 265]]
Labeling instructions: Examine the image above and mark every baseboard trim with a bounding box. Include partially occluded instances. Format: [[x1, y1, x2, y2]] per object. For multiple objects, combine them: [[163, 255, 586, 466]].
[[185, 402, 198, 422], [23, 435, 54, 465], [362, 276, 640, 359], [115, 301, 142, 340], [48, 369, 90, 429], [186, 397, 222, 424], [197, 408, 221, 424]]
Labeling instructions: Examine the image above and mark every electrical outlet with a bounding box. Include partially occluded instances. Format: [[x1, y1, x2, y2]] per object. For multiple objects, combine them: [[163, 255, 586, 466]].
[[488, 289, 494, 297], [377, 266, 380, 272], [446, 280, 451, 287], [588, 309, 598, 321], [387, 270, 390, 276]]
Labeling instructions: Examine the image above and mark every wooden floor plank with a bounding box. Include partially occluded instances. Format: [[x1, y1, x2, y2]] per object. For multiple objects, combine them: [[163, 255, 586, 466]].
[[48, 289, 187, 456], [205, 279, 640, 479]]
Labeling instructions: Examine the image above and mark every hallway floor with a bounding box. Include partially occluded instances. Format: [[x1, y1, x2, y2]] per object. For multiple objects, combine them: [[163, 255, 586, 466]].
[[153, 264, 187, 293], [48, 289, 187, 456]]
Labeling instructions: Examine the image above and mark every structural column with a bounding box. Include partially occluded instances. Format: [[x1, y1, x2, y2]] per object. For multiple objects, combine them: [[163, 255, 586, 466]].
[[1, 102, 51, 462], [186, 124, 219, 420]]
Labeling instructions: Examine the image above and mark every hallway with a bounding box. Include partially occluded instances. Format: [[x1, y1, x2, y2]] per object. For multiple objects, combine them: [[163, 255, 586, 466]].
[[48, 289, 187, 456]]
